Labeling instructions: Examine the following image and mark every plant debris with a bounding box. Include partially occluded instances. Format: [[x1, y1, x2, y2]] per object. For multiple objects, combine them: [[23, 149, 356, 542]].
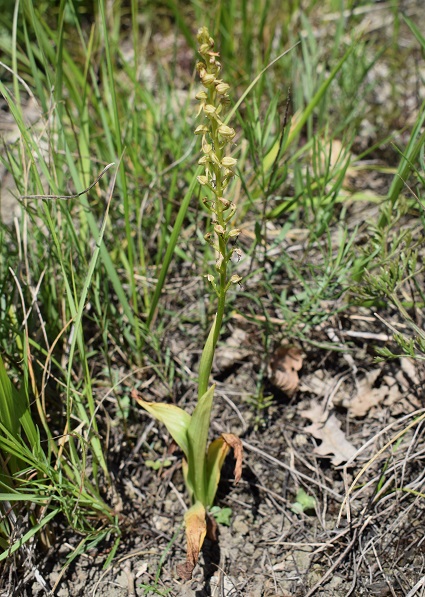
[[301, 401, 357, 465], [269, 345, 303, 394]]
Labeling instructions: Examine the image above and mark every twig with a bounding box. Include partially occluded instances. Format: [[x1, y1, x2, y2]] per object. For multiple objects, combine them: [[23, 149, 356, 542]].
[[340, 329, 390, 341], [371, 542, 398, 597], [20, 163, 115, 199]]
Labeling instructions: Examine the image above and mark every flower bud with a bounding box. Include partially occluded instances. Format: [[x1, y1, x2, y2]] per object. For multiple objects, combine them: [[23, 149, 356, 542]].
[[201, 74, 216, 87], [203, 104, 217, 116], [194, 125, 208, 135], [215, 82, 230, 95], [199, 43, 210, 54], [221, 157, 237, 169], [197, 27, 214, 48], [218, 124, 236, 140], [202, 139, 212, 154], [197, 27, 209, 43], [228, 228, 241, 237], [196, 62, 206, 77], [232, 248, 242, 262], [198, 155, 209, 165], [195, 91, 208, 101], [223, 170, 236, 182], [209, 152, 221, 167], [197, 175, 209, 186]]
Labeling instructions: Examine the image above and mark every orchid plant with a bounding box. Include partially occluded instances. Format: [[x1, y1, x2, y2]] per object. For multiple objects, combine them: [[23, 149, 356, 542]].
[[135, 27, 242, 579]]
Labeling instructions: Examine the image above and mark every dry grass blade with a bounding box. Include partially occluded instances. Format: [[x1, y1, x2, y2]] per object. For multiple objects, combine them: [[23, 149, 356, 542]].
[[20, 162, 115, 199], [338, 411, 425, 526]]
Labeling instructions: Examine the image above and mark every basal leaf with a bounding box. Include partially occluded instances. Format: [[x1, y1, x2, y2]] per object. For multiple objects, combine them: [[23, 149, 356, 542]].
[[187, 385, 215, 505], [197, 316, 217, 399], [176, 500, 206, 581], [134, 394, 191, 457], [206, 433, 243, 507]]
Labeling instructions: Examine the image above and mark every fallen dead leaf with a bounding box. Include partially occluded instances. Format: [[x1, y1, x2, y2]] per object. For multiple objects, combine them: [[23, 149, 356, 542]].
[[215, 327, 249, 370], [382, 375, 402, 406], [392, 370, 421, 413], [299, 369, 331, 396], [400, 357, 420, 385], [300, 401, 327, 425], [301, 401, 357, 466], [343, 369, 388, 417], [269, 345, 303, 394]]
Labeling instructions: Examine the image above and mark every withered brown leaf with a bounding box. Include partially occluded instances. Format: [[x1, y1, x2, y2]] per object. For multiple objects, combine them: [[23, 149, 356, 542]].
[[269, 345, 303, 394]]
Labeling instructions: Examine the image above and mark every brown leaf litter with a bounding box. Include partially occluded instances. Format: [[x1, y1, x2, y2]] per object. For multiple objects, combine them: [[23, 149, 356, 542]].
[[269, 345, 303, 394], [300, 357, 421, 418], [300, 401, 357, 466]]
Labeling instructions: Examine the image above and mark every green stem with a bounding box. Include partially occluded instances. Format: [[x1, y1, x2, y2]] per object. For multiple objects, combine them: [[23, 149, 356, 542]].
[[197, 288, 226, 400]]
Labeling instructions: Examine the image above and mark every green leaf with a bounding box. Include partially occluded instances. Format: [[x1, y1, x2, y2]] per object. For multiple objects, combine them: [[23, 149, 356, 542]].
[[147, 167, 202, 329], [0, 354, 21, 440], [0, 355, 39, 474], [209, 506, 232, 526], [263, 139, 280, 173], [291, 488, 316, 514], [284, 45, 354, 151], [182, 459, 194, 502], [0, 508, 60, 562], [386, 124, 425, 216], [403, 14, 425, 52], [186, 385, 215, 505], [197, 316, 217, 399], [145, 459, 172, 471], [205, 433, 242, 507], [263, 44, 355, 172], [134, 396, 191, 457], [205, 436, 230, 507]]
